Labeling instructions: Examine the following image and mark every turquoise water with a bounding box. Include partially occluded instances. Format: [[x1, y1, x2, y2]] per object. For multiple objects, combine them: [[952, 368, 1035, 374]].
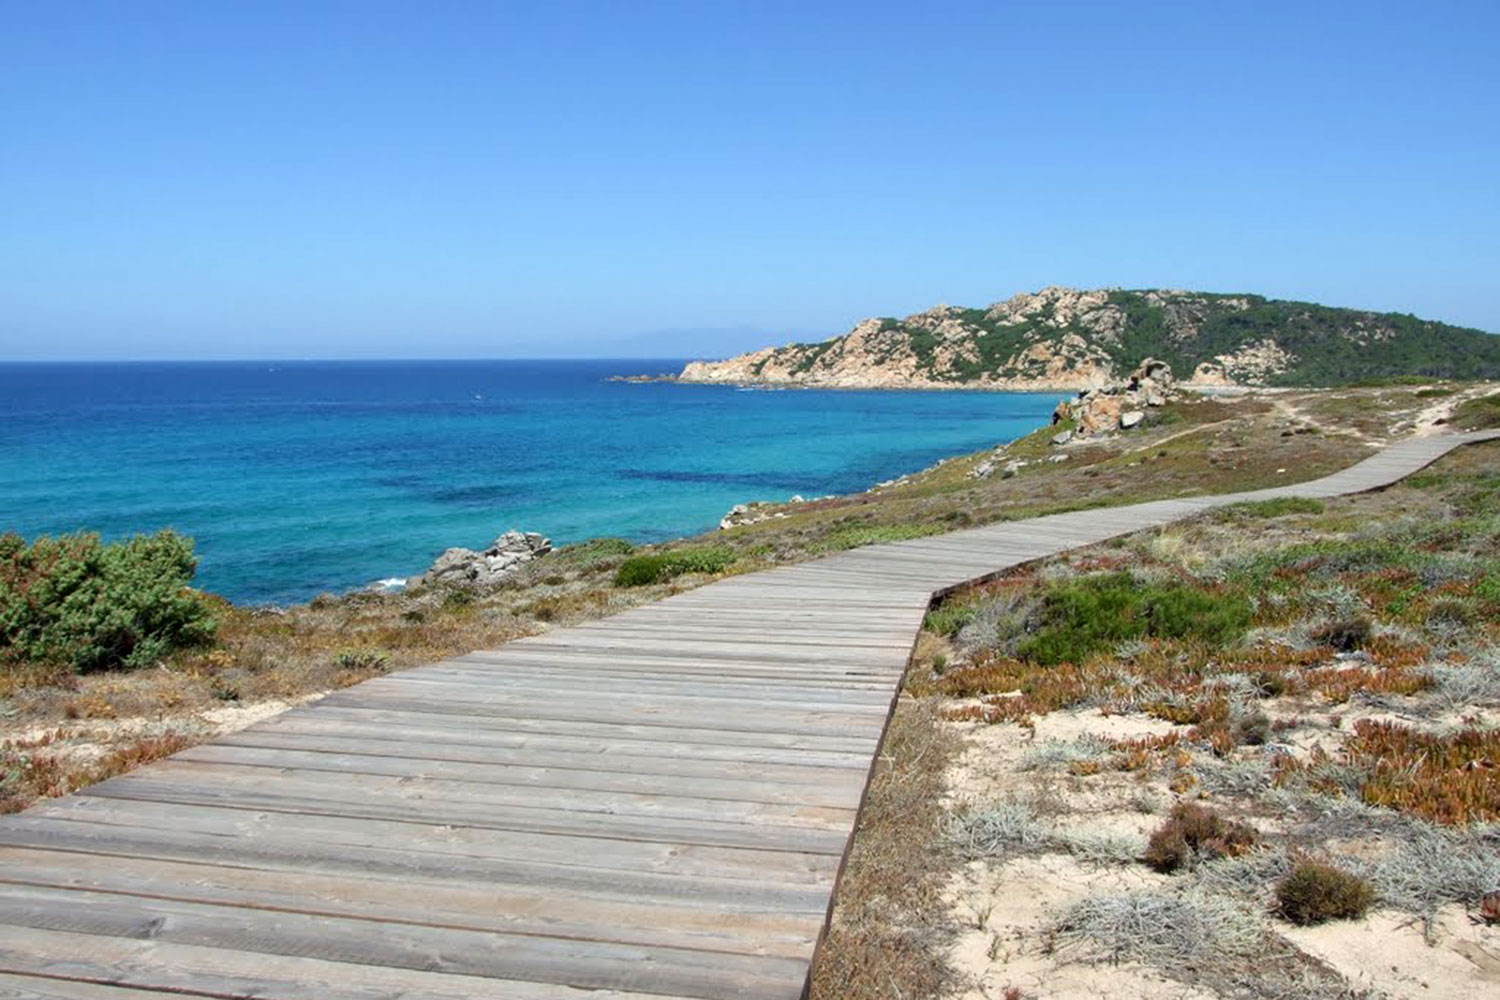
[[0, 361, 1057, 604]]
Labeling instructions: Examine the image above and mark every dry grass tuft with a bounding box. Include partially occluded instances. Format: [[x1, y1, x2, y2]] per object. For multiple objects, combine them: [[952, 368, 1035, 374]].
[[1144, 802, 1260, 873], [1054, 888, 1265, 964], [1274, 861, 1375, 926], [2, 729, 193, 813]]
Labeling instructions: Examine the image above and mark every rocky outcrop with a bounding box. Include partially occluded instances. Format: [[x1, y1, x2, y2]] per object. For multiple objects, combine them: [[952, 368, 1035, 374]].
[[414, 530, 551, 588], [1190, 339, 1297, 386], [1052, 358, 1179, 441], [719, 495, 826, 529], [720, 500, 788, 529], [659, 286, 1500, 390]]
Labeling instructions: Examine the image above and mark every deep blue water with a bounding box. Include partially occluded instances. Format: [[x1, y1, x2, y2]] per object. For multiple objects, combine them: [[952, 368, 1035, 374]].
[[0, 361, 1057, 604]]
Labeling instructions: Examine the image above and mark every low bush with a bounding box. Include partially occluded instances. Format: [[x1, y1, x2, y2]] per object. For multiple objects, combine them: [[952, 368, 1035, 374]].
[[1310, 615, 1373, 652], [332, 648, 390, 672], [1453, 393, 1500, 430], [1219, 497, 1325, 519], [1274, 861, 1374, 925], [1019, 572, 1252, 666], [814, 523, 942, 552], [1, 530, 218, 673], [555, 537, 635, 569], [1144, 802, 1260, 873], [923, 598, 978, 637], [1349, 375, 1432, 387], [614, 546, 736, 587], [440, 588, 475, 611]]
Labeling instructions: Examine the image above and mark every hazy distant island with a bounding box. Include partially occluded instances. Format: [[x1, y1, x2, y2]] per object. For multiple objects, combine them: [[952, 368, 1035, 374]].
[[629, 285, 1500, 390]]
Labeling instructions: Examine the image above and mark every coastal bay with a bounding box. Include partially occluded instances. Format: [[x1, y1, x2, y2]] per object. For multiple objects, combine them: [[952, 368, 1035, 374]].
[[0, 360, 1056, 603]]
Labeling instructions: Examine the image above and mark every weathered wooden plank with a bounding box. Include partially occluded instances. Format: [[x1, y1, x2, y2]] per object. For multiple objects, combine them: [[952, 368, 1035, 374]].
[[449, 651, 908, 683], [171, 744, 868, 809], [247, 711, 876, 767], [267, 704, 882, 754], [315, 689, 890, 738], [0, 974, 183, 999], [6, 806, 837, 907], [215, 729, 872, 781], [360, 671, 899, 709], [79, 768, 859, 851], [0, 847, 820, 959], [0, 926, 706, 1000], [0, 884, 810, 1000]]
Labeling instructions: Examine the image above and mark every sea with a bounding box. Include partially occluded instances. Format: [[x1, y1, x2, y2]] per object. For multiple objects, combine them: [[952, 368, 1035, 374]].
[[0, 360, 1059, 605]]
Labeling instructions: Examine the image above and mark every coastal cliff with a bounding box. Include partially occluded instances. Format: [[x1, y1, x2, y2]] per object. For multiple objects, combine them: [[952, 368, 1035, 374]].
[[676, 286, 1500, 390]]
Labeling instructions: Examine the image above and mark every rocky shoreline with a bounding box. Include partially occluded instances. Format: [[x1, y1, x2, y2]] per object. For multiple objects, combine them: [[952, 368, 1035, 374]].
[[407, 529, 553, 589]]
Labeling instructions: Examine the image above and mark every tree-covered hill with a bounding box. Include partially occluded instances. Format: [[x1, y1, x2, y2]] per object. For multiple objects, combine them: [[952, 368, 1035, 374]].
[[676, 287, 1500, 389]]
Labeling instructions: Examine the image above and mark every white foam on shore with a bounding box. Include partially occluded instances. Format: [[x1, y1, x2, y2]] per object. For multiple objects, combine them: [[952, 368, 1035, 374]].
[[374, 578, 407, 590]]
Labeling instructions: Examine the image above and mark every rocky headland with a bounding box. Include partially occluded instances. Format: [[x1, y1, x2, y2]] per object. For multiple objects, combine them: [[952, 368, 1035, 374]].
[[664, 285, 1500, 391]]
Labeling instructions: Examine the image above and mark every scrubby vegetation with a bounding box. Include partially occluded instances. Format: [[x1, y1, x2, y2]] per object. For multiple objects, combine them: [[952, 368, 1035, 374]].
[[906, 440, 1500, 1000], [813, 522, 944, 552], [1453, 391, 1500, 429], [0, 529, 217, 673], [1217, 496, 1325, 519], [918, 439, 1500, 998], [1144, 802, 1260, 873], [1019, 572, 1253, 666], [612, 545, 737, 586], [1274, 862, 1376, 926], [2, 729, 191, 814]]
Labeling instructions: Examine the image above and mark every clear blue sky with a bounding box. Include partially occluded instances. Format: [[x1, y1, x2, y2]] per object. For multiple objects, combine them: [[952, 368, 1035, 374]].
[[2, 0, 1496, 360]]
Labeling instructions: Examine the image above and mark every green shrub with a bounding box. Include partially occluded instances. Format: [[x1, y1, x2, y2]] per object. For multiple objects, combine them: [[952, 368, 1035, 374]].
[[556, 537, 635, 567], [1144, 802, 1260, 873], [1453, 393, 1500, 430], [613, 546, 736, 587], [440, 587, 475, 611], [1219, 497, 1324, 519], [814, 522, 942, 552], [1475, 575, 1500, 603], [0, 530, 217, 673], [1349, 375, 1432, 387], [1311, 616, 1373, 652], [332, 648, 390, 672], [1414, 387, 1454, 399], [1275, 861, 1375, 925], [924, 599, 978, 637], [1018, 572, 1252, 665]]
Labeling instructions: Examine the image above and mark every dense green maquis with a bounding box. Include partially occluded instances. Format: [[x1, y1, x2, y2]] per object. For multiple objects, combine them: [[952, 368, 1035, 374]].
[[1018, 572, 1254, 666], [0, 529, 218, 673], [613, 546, 736, 587], [921, 569, 1254, 666], [705, 287, 1500, 387], [1090, 291, 1500, 386]]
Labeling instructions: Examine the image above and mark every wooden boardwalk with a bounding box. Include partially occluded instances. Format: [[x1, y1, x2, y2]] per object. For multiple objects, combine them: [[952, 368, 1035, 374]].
[[0, 430, 1494, 1000]]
